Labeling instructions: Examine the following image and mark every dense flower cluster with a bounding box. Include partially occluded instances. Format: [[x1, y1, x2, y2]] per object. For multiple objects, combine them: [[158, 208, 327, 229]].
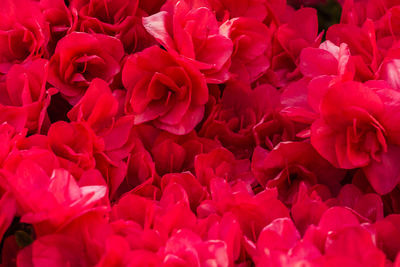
[[1, 0, 400, 266]]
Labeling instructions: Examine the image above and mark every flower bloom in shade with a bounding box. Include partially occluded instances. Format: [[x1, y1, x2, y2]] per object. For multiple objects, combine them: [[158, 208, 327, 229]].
[[69, 0, 155, 53], [48, 32, 124, 104], [70, 0, 139, 35], [335, 184, 384, 223], [374, 214, 400, 261], [148, 129, 219, 176], [195, 147, 254, 187], [143, 0, 233, 83], [200, 80, 279, 157], [310, 80, 400, 195], [122, 45, 208, 135], [252, 142, 345, 204]]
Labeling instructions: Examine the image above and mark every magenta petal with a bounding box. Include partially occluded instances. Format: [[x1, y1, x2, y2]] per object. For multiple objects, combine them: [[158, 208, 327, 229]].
[[363, 145, 400, 195], [142, 11, 175, 51], [154, 105, 204, 135], [300, 48, 338, 77]]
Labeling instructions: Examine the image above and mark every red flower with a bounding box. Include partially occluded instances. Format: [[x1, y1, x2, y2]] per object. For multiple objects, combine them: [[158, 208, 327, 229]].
[[48, 32, 124, 104], [0, 59, 55, 133], [264, 7, 321, 87], [374, 214, 400, 261], [195, 147, 254, 187], [4, 161, 107, 235], [143, 0, 233, 83], [40, 0, 74, 54], [326, 20, 380, 81], [122, 46, 208, 135], [48, 121, 101, 178], [67, 78, 119, 135], [0, 0, 49, 73], [311, 80, 400, 194], [200, 80, 279, 157], [70, 0, 139, 33], [220, 17, 271, 82], [70, 0, 155, 52], [336, 184, 384, 222], [150, 130, 219, 176], [252, 142, 345, 204], [197, 177, 289, 242]]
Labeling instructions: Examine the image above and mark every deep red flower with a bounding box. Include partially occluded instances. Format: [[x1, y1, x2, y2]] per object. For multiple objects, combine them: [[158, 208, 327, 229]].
[[70, 0, 155, 52], [252, 142, 345, 204], [200, 80, 279, 157], [195, 147, 254, 187]]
